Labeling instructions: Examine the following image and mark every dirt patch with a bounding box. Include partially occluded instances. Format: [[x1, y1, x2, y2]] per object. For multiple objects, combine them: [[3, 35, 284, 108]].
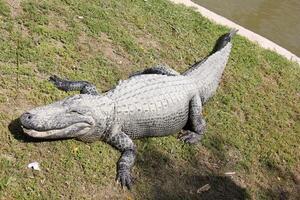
[[226, 148, 242, 166], [261, 74, 279, 88], [78, 182, 132, 200], [47, 12, 69, 31], [195, 146, 223, 172], [0, 88, 35, 116], [5, 0, 22, 18], [77, 32, 98, 57], [100, 33, 132, 67], [77, 32, 133, 76], [136, 33, 161, 50], [19, 23, 30, 37], [5, 0, 30, 37], [78, 32, 125, 63], [231, 106, 246, 123]]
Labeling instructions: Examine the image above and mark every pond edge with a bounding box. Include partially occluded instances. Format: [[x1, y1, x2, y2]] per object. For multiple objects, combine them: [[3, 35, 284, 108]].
[[170, 0, 300, 65]]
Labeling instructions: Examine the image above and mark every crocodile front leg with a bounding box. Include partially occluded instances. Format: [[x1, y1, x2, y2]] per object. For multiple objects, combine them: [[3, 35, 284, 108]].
[[180, 95, 206, 144], [130, 64, 180, 77], [49, 75, 99, 95], [105, 131, 136, 189]]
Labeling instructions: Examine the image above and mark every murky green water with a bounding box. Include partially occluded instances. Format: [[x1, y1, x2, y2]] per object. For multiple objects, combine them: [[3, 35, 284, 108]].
[[193, 0, 300, 56]]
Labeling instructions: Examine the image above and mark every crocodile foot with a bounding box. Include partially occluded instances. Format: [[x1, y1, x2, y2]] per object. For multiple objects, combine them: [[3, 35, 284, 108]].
[[116, 170, 133, 190], [179, 130, 203, 144], [49, 75, 66, 91]]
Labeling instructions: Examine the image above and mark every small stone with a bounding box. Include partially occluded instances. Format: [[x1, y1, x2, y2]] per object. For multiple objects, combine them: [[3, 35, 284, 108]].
[[224, 171, 236, 176], [27, 161, 41, 171], [197, 184, 211, 193]]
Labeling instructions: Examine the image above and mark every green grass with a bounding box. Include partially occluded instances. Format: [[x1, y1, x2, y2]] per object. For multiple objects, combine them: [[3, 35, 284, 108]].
[[0, 0, 299, 199]]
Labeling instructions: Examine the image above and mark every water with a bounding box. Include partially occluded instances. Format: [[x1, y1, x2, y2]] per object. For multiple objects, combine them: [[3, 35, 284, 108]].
[[192, 0, 300, 56]]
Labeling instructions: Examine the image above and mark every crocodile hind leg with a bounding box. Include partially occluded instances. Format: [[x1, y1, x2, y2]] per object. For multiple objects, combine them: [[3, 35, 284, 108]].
[[130, 64, 180, 77], [179, 95, 206, 144], [49, 75, 99, 95]]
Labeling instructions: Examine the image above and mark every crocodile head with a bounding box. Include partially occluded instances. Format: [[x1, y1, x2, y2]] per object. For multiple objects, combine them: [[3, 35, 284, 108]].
[[20, 94, 114, 140]]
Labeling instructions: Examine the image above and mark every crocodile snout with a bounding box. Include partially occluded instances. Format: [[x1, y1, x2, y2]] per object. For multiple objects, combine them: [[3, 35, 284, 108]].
[[20, 112, 35, 129]]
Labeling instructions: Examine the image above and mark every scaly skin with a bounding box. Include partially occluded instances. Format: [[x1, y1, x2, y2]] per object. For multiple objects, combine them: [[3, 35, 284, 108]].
[[20, 30, 237, 189]]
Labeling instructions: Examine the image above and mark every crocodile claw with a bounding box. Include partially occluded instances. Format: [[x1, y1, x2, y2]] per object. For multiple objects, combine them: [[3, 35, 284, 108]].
[[49, 75, 61, 83], [179, 130, 202, 144], [49, 75, 68, 91], [49, 75, 62, 87], [116, 170, 133, 190]]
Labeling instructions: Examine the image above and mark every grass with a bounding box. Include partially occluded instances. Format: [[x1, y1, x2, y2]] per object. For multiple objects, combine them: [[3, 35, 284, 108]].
[[0, 0, 299, 199]]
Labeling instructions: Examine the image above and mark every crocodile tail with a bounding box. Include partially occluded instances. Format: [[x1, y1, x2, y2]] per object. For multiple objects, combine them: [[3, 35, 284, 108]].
[[184, 29, 237, 103], [210, 28, 238, 54]]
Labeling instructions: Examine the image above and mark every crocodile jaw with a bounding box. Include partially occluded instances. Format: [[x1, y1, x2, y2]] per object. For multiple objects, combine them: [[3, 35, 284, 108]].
[[22, 122, 92, 139]]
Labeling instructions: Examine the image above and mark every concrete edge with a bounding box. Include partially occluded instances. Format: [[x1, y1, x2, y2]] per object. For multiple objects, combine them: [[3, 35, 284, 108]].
[[170, 0, 300, 65]]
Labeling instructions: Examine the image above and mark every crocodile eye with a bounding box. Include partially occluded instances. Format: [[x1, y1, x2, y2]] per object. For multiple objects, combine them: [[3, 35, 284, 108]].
[[68, 109, 84, 115]]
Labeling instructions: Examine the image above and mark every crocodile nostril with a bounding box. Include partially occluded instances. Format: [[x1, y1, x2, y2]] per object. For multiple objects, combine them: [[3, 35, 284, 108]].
[[20, 112, 37, 130], [23, 112, 33, 121]]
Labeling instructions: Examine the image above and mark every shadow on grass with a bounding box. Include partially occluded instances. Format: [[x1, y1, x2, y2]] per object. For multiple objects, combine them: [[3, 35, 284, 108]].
[[262, 187, 291, 200], [8, 118, 249, 199], [135, 141, 250, 200]]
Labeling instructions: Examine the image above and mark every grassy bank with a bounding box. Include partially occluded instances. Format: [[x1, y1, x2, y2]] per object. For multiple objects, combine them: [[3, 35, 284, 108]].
[[0, 0, 299, 199]]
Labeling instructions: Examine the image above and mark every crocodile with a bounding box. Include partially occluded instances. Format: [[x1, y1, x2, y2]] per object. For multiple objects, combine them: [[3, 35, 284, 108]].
[[20, 29, 237, 189]]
